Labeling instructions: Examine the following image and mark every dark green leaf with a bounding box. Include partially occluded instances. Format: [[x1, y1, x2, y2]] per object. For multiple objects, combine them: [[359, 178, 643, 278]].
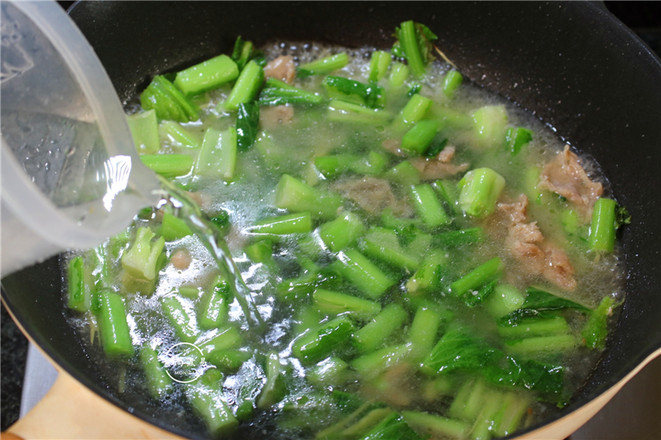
[[236, 102, 260, 151], [522, 287, 590, 312], [424, 138, 448, 158], [424, 326, 501, 374]]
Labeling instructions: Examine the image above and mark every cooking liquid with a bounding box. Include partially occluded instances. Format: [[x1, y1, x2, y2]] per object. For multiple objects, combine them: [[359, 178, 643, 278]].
[[63, 41, 626, 439]]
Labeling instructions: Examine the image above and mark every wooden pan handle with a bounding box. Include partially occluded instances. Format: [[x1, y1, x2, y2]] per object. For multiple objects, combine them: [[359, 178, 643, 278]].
[[2, 369, 180, 440]]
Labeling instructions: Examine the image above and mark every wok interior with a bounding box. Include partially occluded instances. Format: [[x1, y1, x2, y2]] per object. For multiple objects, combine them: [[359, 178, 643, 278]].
[[2, 2, 660, 438]]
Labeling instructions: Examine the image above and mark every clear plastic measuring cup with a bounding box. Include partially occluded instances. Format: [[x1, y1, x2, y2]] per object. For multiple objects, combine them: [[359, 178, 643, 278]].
[[1, 0, 160, 276]]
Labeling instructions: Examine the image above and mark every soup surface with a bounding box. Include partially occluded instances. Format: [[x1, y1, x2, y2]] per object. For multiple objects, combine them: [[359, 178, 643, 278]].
[[65, 22, 626, 440]]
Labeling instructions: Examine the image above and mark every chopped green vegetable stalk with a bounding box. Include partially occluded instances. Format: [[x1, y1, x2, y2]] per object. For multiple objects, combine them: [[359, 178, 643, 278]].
[[582, 295, 616, 350], [449, 378, 487, 421], [354, 304, 408, 353], [194, 127, 237, 181], [308, 357, 350, 387], [327, 99, 391, 125], [236, 102, 260, 151], [442, 69, 463, 98], [384, 160, 421, 186], [247, 212, 313, 235], [245, 239, 275, 267], [492, 391, 533, 437], [407, 306, 444, 362], [369, 50, 392, 83], [359, 227, 420, 271], [313, 288, 381, 319], [160, 212, 193, 241], [318, 212, 365, 252], [506, 126, 533, 156], [298, 53, 349, 77], [410, 184, 451, 228], [197, 326, 243, 355], [292, 315, 355, 363], [96, 289, 134, 357], [140, 154, 193, 178], [206, 349, 250, 373], [394, 93, 433, 131], [450, 257, 503, 299], [435, 228, 484, 248], [484, 284, 525, 318], [402, 411, 470, 439], [351, 344, 412, 379], [458, 168, 506, 218], [140, 75, 199, 122], [498, 315, 570, 339], [223, 60, 264, 111], [187, 369, 238, 436], [274, 174, 343, 219], [257, 352, 287, 408], [401, 119, 441, 154], [470, 388, 504, 440], [139, 345, 173, 398], [162, 295, 199, 342], [323, 75, 385, 109], [198, 279, 231, 330], [174, 54, 239, 95], [231, 36, 255, 71], [159, 120, 201, 149], [589, 197, 617, 253], [394, 20, 438, 78], [314, 154, 360, 178], [259, 77, 324, 106], [333, 249, 396, 298], [388, 62, 410, 88], [471, 105, 508, 149], [127, 110, 160, 154], [505, 334, 577, 357], [67, 255, 91, 312], [121, 226, 165, 281], [405, 249, 446, 294]]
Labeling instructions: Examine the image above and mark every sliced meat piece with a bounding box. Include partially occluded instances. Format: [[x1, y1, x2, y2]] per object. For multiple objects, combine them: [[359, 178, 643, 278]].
[[541, 244, 577, 292], [499, 194, 577, 291], [539, 145, 603, 218], [260, 105, 294, 129], [437, 145, 457, 162], [381, 138, 406, 157], [333, 177, 411, 217], [264, 55, 296, 84], [409, 146, 469, 180], [498, 194, 529, 225]]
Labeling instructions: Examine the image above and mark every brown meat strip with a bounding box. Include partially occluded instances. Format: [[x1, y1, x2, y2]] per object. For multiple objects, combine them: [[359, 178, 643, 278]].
[[539, 145, 603, 218], [499, 195, 577, 291], [264, 55, 296, 84], [409, 145, 470, 180], [333, 177, 411, 217]]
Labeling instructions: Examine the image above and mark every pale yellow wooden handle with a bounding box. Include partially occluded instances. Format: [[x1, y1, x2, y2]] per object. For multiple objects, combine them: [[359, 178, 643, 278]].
[[518, 347, 661, 440], [3, 369, 181, 440]]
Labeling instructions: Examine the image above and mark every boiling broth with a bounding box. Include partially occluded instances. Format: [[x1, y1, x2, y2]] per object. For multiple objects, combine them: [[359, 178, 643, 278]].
[[64, 28, 625, 440]]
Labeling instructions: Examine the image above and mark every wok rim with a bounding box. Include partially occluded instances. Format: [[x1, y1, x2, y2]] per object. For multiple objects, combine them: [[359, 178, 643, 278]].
[[2, 1, 660, 438]]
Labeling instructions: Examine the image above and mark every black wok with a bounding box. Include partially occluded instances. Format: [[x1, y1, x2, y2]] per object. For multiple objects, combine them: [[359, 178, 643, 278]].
[[2, 2, 660, 439]]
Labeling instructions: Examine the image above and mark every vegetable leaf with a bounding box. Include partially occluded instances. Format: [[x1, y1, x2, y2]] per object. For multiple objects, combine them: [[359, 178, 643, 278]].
[[521, 287, 590, 312], [236, 102, 260, 151], [424, 326, 501, 374]]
